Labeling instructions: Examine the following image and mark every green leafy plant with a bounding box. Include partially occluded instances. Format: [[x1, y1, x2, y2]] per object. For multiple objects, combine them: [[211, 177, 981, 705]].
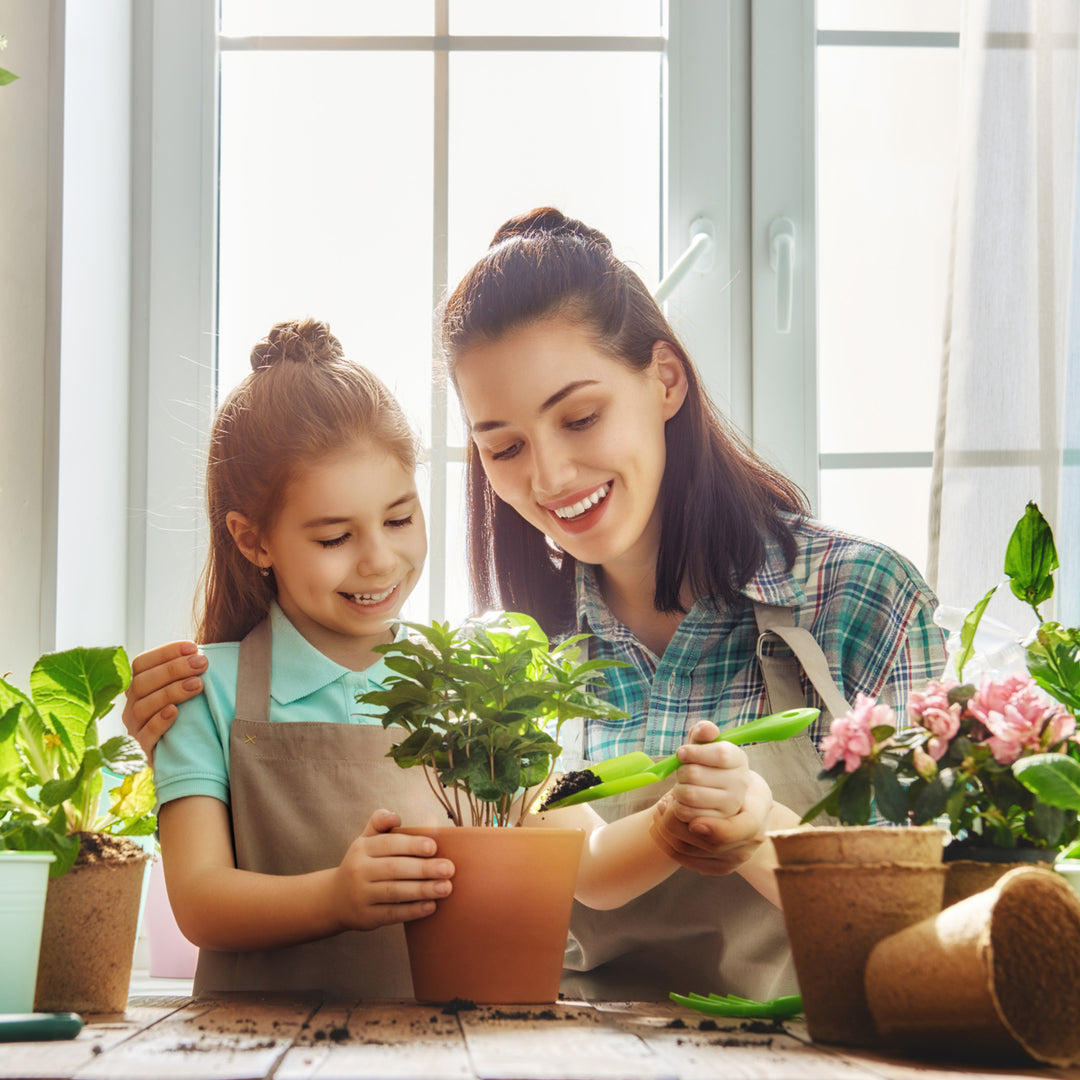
[[0, 34, 18, 86], [0, 646, 156, 876], [357, 611, 627, 827]]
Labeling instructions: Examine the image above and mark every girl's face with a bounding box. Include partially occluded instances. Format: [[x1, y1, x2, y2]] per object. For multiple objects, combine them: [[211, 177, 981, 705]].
[[454, 319, 687, 577], [244, 443, 426, 668]]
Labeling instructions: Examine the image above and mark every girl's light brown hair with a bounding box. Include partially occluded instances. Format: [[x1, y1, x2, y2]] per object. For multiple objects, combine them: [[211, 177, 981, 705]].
[[196, 317, 417, 643], [441, 207, 808, 636]]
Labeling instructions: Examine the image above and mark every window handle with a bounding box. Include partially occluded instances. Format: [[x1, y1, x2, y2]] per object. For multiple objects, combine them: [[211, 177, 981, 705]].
[[654, 217, 715, 303], [769, 217, 795, 334]]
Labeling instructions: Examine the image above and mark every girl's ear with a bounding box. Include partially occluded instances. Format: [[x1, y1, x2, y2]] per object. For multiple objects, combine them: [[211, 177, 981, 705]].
[[226, 511, 268, 569], [651, 341, 689, 421]]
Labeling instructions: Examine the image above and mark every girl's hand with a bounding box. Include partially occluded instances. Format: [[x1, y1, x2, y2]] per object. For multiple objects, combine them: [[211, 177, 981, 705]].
[[649, 720, 774, 875], [332, 810, 455, 931], [122, 641, 208, 761]]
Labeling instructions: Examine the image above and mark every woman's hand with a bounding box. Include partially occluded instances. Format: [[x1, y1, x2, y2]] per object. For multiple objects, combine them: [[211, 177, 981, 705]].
[[649, 720, 775, 875], [122, 641, 208, 761], [331, 810, 455, 931]]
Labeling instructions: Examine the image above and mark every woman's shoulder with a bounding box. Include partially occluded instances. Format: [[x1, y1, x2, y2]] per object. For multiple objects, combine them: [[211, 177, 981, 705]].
[[789, 515, 935, 598]]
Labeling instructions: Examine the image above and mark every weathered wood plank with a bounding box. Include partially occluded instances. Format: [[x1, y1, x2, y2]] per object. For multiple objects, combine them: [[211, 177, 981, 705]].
[[457, 1002, 673, 1080], [596, 1002, 884, 1080], [274, 1001, 473, 1080], [73, 995, 315, 1080], [0, 998, 187, 1080]]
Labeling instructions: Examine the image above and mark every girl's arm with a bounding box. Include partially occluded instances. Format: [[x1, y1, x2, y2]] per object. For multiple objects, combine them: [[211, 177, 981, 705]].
[[530, 721, 784, 910], [159, 798, 454, 951]]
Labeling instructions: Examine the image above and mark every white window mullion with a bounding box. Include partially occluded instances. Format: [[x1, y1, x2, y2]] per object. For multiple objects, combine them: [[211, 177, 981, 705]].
[[749, 0, 818, 511]]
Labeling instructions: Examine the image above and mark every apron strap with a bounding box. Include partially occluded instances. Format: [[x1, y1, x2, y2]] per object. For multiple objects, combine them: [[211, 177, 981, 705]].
[[235, 617, 272, 723], [753, 602, 850, 721]]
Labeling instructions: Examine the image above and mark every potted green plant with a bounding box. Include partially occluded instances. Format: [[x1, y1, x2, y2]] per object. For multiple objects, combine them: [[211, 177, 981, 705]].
[[0, 645, 156, 1013], [357, 610, 627, 1003]]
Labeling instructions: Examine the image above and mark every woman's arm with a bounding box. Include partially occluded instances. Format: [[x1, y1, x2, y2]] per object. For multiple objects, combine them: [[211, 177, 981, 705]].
[[123, 642, 208, 760], [531, 721, 780, 910], [159, 798, 454, 951]]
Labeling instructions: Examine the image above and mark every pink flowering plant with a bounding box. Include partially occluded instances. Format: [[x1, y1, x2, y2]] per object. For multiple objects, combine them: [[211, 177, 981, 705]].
[[803, 676, 1080, 850], [805, 503, 1080, 852]]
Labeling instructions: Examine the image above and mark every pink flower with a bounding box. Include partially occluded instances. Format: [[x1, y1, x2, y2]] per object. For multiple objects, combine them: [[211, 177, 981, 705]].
[[908, 679, 962, 760], [822, 693, 893, 773], [965, 673, 1071, 765]]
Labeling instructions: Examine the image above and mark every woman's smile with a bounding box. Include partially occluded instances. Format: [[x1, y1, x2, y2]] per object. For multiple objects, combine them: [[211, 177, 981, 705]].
[[546, 482, 613, 529]]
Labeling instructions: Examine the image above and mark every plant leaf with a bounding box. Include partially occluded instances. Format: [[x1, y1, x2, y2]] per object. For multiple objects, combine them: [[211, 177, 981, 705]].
[[836, 767, 872, 825], [955, 585, 998, 681], [1004, 501, 1058, 610], [0, 68, 18, 86], [106, 767, 156, 824], [1013, 753, 1080, 811], [870, 761, 909, 823]]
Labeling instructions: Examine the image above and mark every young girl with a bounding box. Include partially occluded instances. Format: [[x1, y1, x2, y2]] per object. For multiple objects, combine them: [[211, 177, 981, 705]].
[[153, 316, 778, 997]]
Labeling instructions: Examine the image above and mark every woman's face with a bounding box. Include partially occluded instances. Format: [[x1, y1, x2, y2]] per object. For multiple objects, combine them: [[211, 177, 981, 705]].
[[453, 319, 687, 576]]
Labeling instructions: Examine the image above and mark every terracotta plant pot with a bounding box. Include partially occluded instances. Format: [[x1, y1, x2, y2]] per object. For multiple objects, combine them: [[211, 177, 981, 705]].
[[770, 825, 947, 1048], [865, 866, 1080, 1067], [398, 826, 583, 1004], [34, 834, 152, 1014], [941, 843, 1057, 907]]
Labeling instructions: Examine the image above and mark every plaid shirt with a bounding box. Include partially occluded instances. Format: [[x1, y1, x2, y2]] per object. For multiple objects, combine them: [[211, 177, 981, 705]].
[[576, 516, 947, 761]]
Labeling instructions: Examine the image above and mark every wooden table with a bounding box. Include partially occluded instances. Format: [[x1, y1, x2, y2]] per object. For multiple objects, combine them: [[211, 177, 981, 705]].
[[4, 995, 1078, 1080]]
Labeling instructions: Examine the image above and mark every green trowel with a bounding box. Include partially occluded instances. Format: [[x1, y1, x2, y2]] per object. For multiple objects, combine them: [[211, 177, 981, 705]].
[[539, 707, 819, 811]]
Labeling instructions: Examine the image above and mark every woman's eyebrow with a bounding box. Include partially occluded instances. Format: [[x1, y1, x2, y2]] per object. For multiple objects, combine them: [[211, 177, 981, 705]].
[[472, 380, 599, 433]]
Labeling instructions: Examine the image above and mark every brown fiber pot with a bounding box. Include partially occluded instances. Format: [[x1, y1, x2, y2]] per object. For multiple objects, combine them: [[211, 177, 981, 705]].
[[398, 826, 583, 1004], [865, 866, 1080, 1067], [34, 835, 151, 1014], [770, 826, 947, 1049], [941, 845, 1057, 908]]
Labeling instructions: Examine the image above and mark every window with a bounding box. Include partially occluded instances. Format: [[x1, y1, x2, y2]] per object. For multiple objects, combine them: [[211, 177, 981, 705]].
[[135, 0, 741, 644]]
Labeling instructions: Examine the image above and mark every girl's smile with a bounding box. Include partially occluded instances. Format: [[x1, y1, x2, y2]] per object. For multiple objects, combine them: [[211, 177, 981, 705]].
[[453, 320, 687, 577]]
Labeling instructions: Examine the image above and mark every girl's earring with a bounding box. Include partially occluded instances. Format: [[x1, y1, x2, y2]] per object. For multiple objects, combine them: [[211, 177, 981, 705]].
[[260, 566, 270, 578]]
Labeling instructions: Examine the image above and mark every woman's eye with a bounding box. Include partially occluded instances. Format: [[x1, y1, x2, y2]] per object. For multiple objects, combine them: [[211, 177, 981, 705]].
[[566, 412, 599, 431], [387, 515, 414, 529], [491, 442, 522, 461], [318, 534, 349, 549]]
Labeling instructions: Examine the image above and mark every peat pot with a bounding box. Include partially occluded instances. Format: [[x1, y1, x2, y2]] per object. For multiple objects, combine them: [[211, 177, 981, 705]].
[[866, 866, 1080, 1067], [941, 843, 1057, 907], [398, 826, 584, 1004], [35, 834, 152, 1014], [0, 851, 55, 1012], [769, 825, 947, 1049]]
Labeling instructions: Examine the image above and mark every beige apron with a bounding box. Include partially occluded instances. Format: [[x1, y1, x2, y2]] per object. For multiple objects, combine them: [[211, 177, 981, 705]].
[[194, 618, 447, 997], [560, 602, 848, 1002]]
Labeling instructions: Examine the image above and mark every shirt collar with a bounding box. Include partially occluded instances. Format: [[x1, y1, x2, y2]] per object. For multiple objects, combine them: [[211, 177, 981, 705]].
[[267, 601, 399, 704], [573, 523, 807, 631]]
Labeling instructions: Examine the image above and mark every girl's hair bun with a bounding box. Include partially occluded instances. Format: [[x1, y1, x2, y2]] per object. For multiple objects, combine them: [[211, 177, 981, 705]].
[[249, 317, 345, 372], [490, 207, 612, 251]]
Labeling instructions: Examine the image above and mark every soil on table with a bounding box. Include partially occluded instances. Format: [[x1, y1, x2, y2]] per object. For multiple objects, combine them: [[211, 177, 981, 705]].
[[538, 769, 602, 810]]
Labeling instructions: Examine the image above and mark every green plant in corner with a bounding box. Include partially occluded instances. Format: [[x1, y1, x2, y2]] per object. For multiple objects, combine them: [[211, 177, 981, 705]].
[[0, 34, 18, 86], [357, 610, 628, 827], [0, 646, 156, 876]]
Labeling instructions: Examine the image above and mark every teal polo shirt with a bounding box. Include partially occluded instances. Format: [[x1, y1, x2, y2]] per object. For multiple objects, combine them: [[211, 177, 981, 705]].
[[153, 602, 399, 810]]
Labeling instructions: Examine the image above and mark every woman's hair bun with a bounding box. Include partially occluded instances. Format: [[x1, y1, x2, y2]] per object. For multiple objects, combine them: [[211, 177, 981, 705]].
[[249, 317, 345, 372], [490, 207, 612, 251]]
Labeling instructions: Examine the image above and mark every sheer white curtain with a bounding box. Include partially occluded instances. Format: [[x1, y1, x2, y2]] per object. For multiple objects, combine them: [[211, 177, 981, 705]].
[[928, 0, 1080, 641]]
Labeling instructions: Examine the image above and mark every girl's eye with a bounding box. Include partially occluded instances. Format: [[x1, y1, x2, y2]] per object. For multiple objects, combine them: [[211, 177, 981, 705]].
[[318, 534, 349, 549], [566, 412, 599, 431], [387, 515, 414, 529]]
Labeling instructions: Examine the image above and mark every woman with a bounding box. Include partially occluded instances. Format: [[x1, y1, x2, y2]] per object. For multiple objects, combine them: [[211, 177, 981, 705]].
[[126, 208, 946, 999]]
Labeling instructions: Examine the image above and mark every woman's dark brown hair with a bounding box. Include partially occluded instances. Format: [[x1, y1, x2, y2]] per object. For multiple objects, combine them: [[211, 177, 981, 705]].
[[441, 207, 808, 636], [196, 317, 417, 644]]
